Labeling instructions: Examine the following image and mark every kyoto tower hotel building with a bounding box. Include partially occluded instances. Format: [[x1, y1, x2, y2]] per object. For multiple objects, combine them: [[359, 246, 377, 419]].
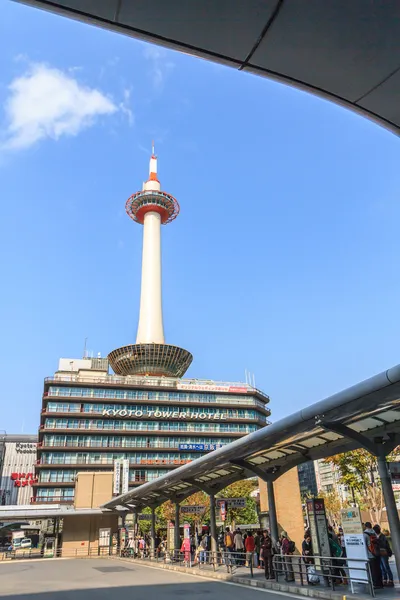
[[34, 150, 270, 504]]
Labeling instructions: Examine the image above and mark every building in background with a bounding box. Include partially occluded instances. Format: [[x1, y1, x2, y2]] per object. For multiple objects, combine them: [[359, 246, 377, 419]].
[[297, 461, 318, 500], [34, 151, 270, 504], [0, 435, 38, 505], [314, 458, 349, 501]]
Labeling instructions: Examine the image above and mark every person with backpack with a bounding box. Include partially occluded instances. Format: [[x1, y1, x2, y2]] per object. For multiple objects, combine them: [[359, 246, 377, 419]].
[[328, 529, 345, 584], [363, 522, 383, 589], [373, 524, 394, 587], [224, 527, 234, 564], [281, 531, 295, 582]]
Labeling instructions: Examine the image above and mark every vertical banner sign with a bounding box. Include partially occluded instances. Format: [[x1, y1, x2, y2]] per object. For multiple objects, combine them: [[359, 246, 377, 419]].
[[306, 498, 330, 571], [341, 506, 368, 586], [220, 501, 227, 522], [113, 460, 121, 495], [184, 523, 191, 539], [122, 459, 129, 494], [168, 521, 175, 552]]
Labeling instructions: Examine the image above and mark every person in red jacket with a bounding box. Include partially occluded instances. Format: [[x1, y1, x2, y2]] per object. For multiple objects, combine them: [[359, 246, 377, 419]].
[[244, 530, 255, 568]]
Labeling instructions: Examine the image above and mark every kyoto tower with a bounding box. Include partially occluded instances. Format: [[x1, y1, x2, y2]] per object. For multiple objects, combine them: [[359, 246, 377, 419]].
[[108, 146, 193, 378]]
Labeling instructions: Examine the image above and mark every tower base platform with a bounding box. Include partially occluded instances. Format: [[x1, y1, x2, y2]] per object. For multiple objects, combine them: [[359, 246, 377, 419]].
[[108, 343, 193, 378]]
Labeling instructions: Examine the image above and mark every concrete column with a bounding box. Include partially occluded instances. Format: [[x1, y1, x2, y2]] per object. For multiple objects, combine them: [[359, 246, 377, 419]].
[[174, 502, 180, 552], [150, 507, 156, 557], [209, 493, 217, 552], [377, 455, 400, 577], [267, 480, 279, 544]]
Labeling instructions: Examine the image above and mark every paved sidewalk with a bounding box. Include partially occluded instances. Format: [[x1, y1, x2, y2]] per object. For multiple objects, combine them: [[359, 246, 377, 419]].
[[116, 555, 399, 600]]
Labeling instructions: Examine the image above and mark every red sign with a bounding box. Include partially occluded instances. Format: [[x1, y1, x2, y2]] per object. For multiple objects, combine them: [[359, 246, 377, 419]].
[[11, 473, 38, 487], [220, 501, 227, 521]]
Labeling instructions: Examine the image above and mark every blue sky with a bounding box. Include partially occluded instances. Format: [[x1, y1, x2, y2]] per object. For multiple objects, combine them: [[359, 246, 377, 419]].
[[1, 2, 400, 434]]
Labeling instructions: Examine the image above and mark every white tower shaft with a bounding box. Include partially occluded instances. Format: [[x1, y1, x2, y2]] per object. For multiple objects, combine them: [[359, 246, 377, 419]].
[[136, 210, 165, 344]]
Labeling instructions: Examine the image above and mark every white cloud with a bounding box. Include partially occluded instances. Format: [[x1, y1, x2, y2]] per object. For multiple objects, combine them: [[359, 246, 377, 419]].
[[143, 45, 174, 90], [1, 63, 124, 151]]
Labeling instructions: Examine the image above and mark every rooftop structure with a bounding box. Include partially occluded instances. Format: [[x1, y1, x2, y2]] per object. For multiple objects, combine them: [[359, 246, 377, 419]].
[[108, 147, 192, 378]]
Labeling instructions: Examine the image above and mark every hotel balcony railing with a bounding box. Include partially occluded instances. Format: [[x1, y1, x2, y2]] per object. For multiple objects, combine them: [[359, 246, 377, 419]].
[[38, 440, 230, 449], [44, 374, 270, 402], [43, 395, 270, 412], [41, 407, 270, 421], [30, 496, 74, 504], [38, 456, 191, 466]]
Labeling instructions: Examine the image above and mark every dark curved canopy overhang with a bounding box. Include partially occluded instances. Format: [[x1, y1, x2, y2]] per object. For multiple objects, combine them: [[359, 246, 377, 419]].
[[14, 0, 400, 135]]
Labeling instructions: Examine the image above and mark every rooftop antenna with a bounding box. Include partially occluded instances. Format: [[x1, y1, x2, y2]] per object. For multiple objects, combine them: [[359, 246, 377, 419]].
[[83, 337, 88, 359], [252, 373, 256, 388]]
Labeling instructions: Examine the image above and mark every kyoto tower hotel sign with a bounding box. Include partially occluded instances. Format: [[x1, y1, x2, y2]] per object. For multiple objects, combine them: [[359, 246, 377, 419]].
[[108, 147, 193, 377]]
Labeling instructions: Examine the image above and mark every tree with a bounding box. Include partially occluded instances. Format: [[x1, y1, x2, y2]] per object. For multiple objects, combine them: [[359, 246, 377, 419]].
[[324, 447, 399, 524], [318, 489, 348, 526], [218, 479, 259, 526]]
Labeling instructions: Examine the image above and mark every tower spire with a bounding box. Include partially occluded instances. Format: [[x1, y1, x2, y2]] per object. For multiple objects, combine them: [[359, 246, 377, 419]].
[[147, 141, 159, 185]]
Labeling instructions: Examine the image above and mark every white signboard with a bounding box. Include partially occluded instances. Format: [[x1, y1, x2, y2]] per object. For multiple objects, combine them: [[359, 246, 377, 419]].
[[180, 505, 206, 514], [121, 459, 129, 494], [102, 409, 226, 420], [99, 528, 111, 547], [177, 383, 248, 393], [216, 497, 246, 508], [341, 507, 368, 584], [16, 443, 37, 454], [113, 460, 121, 495]]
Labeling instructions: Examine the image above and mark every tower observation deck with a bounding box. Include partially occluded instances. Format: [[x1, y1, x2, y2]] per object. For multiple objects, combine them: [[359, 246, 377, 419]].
[[108, 147, 192, 378]]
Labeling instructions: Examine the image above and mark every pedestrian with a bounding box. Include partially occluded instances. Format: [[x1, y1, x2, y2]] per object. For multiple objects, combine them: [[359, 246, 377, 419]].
[[302, 533, 319, 585], [363, 522, 383, 589], [281, 531, 295, 582], [234, 528, 244, 565], [302, 533, 313, 565], [244, 530, 255, 568], [373, 525, 394, 587], [261, 530, 274, 580], [328, 524, 339, 543], [254, 530, 262, 569], [328, 528, 344, 584], [199, 533, 208, 564]]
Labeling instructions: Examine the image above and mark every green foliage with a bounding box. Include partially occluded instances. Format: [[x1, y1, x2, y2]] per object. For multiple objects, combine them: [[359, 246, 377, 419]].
[[218, 479, 259, 526], [324, 447, 399, 523]]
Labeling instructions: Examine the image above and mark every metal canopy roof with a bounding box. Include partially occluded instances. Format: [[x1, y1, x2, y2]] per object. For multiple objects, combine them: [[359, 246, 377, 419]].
[[15, 0, 400, 135], [103, 364, 400, 511]]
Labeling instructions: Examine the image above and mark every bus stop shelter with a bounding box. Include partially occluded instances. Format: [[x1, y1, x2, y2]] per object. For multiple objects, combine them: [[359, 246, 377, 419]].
[[103, 364, 400, 576]]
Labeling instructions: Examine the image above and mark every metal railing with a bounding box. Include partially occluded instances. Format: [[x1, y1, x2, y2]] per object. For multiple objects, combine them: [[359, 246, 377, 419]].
[[118, 548, 254, 575], [272, 554, 375, 597], [0, 546, 118, 561], [45, 375, 269, 401]]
